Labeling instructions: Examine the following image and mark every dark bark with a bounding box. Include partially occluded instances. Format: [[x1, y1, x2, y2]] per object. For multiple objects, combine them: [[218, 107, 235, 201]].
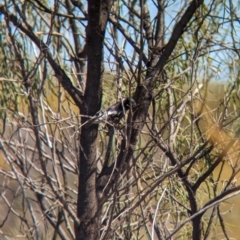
[[98, 0, 205, 239], [75, 1, 113, 239], [99, 0, 204, 183], [0, 0, 205, 238]]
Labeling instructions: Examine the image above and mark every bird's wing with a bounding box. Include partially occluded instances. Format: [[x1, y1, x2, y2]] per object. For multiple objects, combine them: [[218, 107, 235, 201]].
[[83, 101, 126, 127], [96, 108, 119, 122], [105, 108, 119, 116], [105, 102, 122, 115]]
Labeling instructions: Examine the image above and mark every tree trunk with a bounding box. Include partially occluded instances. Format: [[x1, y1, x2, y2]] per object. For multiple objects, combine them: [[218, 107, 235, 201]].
[[75, 0, 113, 239]]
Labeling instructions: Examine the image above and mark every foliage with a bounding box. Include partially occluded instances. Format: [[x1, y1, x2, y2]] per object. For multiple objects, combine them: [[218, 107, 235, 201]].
[[0, 0, 240, 239]]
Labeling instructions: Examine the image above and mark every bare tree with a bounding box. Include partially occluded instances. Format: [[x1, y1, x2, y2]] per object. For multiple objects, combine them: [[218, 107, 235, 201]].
[[0, 0, 240, 239]]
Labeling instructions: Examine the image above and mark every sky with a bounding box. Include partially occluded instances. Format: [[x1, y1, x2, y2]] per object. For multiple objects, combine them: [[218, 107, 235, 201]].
[[101, 0, 240, 82], [1, 0, 240, 83]]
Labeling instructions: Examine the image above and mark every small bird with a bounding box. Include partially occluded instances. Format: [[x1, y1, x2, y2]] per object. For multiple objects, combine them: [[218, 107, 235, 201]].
[[84, 98, 136, 127]]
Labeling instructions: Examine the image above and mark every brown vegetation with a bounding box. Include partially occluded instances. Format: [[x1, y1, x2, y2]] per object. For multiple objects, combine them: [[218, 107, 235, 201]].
[[0, 0, 240, 239]]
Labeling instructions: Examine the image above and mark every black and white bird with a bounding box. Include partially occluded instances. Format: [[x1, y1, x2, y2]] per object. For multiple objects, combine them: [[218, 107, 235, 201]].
[[84, 97, 136, 127]]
